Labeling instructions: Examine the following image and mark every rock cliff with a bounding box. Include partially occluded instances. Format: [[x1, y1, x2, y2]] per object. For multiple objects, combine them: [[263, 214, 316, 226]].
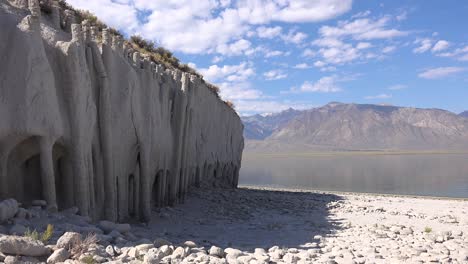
[[0, 0, 244, 222]]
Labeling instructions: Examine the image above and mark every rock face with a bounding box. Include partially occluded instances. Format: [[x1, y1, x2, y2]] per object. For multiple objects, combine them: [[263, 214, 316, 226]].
[[243, 102, 468, 151], [0, 0, 244, 222]]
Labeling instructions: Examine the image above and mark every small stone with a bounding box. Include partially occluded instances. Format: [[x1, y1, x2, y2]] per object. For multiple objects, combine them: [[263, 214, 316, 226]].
[[159, 245, 173, 257], [314, 235, 323, 240], [283, 253, 300, 263], [209, 246, 224, 257], [47, 248, 71, 264], [105, 245, 119, 257]]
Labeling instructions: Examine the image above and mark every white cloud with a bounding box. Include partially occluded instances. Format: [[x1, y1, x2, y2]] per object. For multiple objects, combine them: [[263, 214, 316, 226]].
[[198, 62, 255, 82], [432, 40, 450, 52], [388, 84, 407, 90], [318, 16, 407, 40], [68, 0, 352, 56], [382, 45, 396, 53], [281, 30, 308, 44], [216, 39, 252, 56], [418, 67, 465, 79], [302, 49, 316, 57], [356, 42, 373, 49], [437, 45, 468, 61], [294, 63, 312, 69], [413, 38, 433, 53], [293, 76, 343, 93], [264, 70, 288, 80], [264, 50, 286, 58], [365, 93, 392, 99], [256, 26, 282, 38], [218, 82, 263, 100], [67, 0, 139, 32], [311, 15, 407, 66]]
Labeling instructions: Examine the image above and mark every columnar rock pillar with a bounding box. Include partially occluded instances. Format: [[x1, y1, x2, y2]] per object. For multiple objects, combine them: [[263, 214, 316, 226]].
[[39, 138, 58, 212]]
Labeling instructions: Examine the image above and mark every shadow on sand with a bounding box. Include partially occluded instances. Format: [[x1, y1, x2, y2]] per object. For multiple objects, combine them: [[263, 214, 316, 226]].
[[137, 187, 346, 252]]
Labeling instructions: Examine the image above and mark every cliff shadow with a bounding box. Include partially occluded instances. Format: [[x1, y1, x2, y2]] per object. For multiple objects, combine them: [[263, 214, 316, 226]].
[[136, 187, 346, 251]]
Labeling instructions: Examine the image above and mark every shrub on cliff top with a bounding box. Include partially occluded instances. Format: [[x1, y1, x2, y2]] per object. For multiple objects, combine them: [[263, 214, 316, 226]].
[[54, 1, 222, 99]]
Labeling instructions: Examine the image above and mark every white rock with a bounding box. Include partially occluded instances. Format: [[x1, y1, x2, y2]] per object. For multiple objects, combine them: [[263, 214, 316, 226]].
[[158, 245, 173, 257], [209, 246, 224, 257], [144, 248, 164, 264], [171, 246, 187, 259], [0, 236, 50, 256], [47, 248, 71, 264], [56, 232, 82, 249]]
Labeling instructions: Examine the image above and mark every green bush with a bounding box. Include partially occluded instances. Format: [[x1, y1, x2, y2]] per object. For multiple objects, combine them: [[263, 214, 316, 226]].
[[24, 224, 54, 243]]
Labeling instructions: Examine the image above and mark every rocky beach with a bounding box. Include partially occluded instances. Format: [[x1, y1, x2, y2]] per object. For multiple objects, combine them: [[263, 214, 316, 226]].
[[1, 186, 467, 263]]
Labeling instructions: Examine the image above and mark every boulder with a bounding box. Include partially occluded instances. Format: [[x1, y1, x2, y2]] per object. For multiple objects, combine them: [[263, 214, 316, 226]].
[[0, 199, 19, 223], [144, 248, 164, 264], [209, 246, 224, 258], [4, 255, 41, 264], [47, 248, 71, 264], [115, 223, 131, 233], [98, 221, 116, 233], [0, 236, 50, 256], [56, 232, 82, 249]]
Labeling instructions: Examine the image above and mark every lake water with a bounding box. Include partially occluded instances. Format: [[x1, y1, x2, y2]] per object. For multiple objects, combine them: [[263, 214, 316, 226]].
[[239, 153, 468, 198]]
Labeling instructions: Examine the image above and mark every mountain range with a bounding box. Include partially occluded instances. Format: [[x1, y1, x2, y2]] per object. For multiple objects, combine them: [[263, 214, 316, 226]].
[[242, 103, 468, 152]]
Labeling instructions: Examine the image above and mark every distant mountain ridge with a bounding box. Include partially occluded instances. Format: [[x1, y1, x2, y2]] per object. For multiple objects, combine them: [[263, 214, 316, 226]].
[[460, 111, 468, 118], [242, 103, 468, 152]]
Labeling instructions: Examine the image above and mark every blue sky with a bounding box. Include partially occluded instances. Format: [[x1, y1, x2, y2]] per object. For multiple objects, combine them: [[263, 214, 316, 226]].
[[68, 0, 468, 115]]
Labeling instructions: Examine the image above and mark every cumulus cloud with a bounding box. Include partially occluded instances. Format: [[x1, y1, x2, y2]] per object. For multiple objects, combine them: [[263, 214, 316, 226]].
[[437, 45, 468, 61], [318, 16, 407, 40], [198, 62, 255, 82], [256, 26, 282, 39], [432, 40, 450, 52], [264, 70, 288, 80], [287, 76, 343, 93], [311, 15, 407, 66], [418, 67, 465, 79]]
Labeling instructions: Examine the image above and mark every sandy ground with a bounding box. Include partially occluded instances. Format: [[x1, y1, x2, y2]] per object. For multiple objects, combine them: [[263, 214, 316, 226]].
[[132, 186, 468, 263], [1, 186, 467, 263]]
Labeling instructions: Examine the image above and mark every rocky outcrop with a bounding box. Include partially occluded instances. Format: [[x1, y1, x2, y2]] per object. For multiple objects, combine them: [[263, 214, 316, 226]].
[[0, 0, 244, 222]]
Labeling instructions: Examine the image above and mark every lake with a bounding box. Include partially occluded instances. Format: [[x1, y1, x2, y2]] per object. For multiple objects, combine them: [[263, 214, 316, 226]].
[[239, 152, 468, 198]]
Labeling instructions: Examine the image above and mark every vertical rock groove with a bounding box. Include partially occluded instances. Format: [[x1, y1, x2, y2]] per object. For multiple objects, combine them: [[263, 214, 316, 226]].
[[0, 0, 244, 222]]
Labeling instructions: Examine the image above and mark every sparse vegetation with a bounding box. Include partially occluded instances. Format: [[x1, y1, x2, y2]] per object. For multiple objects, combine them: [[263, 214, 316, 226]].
[[70, 233, 99, 259], [424, 226, 432, 233], [80, 255, 96, 264], [24, 224, 54, 243], [41, 0, 235, 106]]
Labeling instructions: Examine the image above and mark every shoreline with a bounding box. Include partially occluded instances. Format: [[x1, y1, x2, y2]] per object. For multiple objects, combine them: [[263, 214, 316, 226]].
[[238, 184, 468, 201]]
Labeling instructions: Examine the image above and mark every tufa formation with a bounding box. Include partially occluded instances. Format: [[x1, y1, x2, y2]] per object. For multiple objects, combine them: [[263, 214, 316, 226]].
[[0, 0, 244, 222]]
